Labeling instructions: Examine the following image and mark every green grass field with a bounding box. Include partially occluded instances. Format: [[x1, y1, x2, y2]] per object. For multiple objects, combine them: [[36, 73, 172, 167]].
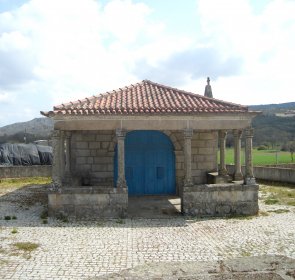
[[224, 148, 294, 166]]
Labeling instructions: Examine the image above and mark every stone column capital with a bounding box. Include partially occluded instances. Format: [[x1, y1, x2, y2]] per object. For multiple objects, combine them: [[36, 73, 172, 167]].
[[218, 130, 227, 139], [65, 131, 72, 138], [245, 127, 254, 138], [116, 128, 126, 139], [233, 129, 243, 138], [183, 128, 193, 139], [52, 130, 61, 139]]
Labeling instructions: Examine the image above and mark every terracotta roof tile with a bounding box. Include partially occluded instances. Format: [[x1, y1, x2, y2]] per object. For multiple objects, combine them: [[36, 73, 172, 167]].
[[41, 80, 248, 117]]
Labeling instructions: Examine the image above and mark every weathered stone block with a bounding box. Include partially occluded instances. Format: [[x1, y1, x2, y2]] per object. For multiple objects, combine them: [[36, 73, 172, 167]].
[[193, 155, 205, 162], [90, 150, 97, 156], [76, 157, 86, 165], [107, 164, 113, 171], [198, 147, 214, 155], [197, 161, 215, 170], [182, 183, 259, 217], [87, 157, 94, 164], [75, 141, 88, 149], [96, 135, 113, 141], [91, 171, 112, 178], [80, 134, 96, 141], [102, 142, 110, 149], [199, 132, 215, 140], [191, 140, 206, 148], [75, 149, 91, 157], [94, 157, 113, 164], [89, 142, 101, 149], [48, 190, 128, 219], [92, 164, 109, 172]]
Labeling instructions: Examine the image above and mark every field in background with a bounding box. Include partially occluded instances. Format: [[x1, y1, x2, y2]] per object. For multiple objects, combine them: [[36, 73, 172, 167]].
[[224, 148, 294, 166]]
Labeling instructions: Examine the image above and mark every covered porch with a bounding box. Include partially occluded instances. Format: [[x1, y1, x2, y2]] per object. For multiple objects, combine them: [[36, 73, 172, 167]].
[[47, 114, 258, 219]]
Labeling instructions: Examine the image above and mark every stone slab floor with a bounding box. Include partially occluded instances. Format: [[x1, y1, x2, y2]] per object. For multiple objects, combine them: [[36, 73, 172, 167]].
[[0, 184, 294, 279]]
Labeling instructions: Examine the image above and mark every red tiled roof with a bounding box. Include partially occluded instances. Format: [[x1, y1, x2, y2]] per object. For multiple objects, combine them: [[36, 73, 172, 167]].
[[41, 80, 248, 117]]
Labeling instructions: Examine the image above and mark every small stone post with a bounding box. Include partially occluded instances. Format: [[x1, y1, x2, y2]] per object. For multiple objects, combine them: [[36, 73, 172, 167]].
[[52, 130, 62, 189], [233, 129, 243, 181], [116, 128, 127, 188], [219, 130, 228, 176], [244, 127, 256, 185], [183, 128, 193, 186]]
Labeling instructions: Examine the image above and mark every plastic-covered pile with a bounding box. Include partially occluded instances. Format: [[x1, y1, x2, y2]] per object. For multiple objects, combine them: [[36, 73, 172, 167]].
[[0, 143, 52, 166]]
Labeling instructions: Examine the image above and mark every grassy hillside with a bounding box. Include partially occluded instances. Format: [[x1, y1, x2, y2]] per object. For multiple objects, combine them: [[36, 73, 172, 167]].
[[252, 115, 295, 147]]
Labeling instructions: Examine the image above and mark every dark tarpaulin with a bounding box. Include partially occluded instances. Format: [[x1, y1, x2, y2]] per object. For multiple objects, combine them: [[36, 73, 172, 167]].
[[0, 143, 52, 166], [36, 145, 53, 165]]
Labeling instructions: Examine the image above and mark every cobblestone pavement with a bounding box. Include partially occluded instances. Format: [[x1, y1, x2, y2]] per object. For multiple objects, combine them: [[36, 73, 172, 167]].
[[0, 184, 295, 279]]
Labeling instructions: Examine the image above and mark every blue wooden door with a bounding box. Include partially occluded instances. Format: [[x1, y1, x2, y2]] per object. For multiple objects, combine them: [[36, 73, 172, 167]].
[[114, 130, 175, 195]]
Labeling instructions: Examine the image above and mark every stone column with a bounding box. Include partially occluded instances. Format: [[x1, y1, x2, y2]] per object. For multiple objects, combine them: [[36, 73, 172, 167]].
[[218, 130, 228, 176], [244, 127, 256, 185], [59, 131, 65, 180], [233, 129, 243, 181], [65, 131, 71, 175], [183, 128, 193, 186], [52, 130, 62, 188], [116, 128, 127, 188]]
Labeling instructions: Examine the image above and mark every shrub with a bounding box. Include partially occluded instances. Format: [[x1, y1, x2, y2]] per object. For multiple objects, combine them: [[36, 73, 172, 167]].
[[257, 145, 268, 151]]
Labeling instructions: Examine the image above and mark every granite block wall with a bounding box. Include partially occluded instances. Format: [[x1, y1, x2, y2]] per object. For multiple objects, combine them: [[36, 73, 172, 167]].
[[69, 129, 218, 192]]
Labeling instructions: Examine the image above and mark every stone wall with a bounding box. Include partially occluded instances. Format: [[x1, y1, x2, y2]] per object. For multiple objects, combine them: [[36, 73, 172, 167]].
[[71, 130, 115, 186], [226, 164, 295, 184], [182, 184, 259, 217], [48, 187, 128, 219], [70, 130, 218, 193], [0, 165, 52, 179], [169, 130, 218, 192]]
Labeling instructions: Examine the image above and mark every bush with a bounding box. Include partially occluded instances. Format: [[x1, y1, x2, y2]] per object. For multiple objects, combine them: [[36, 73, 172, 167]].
[[257, 145, 268, 151]]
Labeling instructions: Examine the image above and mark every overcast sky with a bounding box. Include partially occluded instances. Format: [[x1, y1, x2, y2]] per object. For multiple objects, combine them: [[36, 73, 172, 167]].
[[0, 0, 294, 127]]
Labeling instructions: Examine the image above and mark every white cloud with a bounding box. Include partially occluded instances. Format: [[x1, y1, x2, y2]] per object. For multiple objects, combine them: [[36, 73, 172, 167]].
[[0, 0, 295, 126], [194, 0, 295, 104], [0, 0, 167, 124], [0, 91, 11, 102]]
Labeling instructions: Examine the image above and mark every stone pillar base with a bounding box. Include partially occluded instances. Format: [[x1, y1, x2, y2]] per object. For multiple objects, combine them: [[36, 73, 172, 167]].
[[48, 187, 128, 219], [233, 173, 243, 181], [207, 172, 230, 184], [244, 177, 256, 185], [182, 184, 259, 217]]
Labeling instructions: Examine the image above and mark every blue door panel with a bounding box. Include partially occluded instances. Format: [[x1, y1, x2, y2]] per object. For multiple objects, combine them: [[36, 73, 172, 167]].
[[114, 130, 175, 195]]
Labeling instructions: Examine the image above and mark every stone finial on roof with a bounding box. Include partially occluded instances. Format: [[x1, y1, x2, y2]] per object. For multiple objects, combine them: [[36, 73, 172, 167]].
[[204, 77, 213, 98]]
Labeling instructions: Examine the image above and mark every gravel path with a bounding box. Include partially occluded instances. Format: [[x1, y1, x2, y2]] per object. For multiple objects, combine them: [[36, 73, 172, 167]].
[[0, 184, 294, 279]]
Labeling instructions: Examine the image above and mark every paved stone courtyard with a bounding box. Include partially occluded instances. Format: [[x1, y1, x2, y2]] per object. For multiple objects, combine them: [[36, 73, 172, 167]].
[[0, 184, 295, 279]]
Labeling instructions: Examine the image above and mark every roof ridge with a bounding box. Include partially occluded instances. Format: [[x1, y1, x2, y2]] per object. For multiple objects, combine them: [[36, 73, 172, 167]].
[[144, 79, 247, 109]]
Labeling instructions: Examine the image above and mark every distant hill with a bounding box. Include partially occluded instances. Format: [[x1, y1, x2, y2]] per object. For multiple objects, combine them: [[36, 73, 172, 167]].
[[0, 101, 294, 146], [249, 102, 295, 116], [0, 118, 53, 143]]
